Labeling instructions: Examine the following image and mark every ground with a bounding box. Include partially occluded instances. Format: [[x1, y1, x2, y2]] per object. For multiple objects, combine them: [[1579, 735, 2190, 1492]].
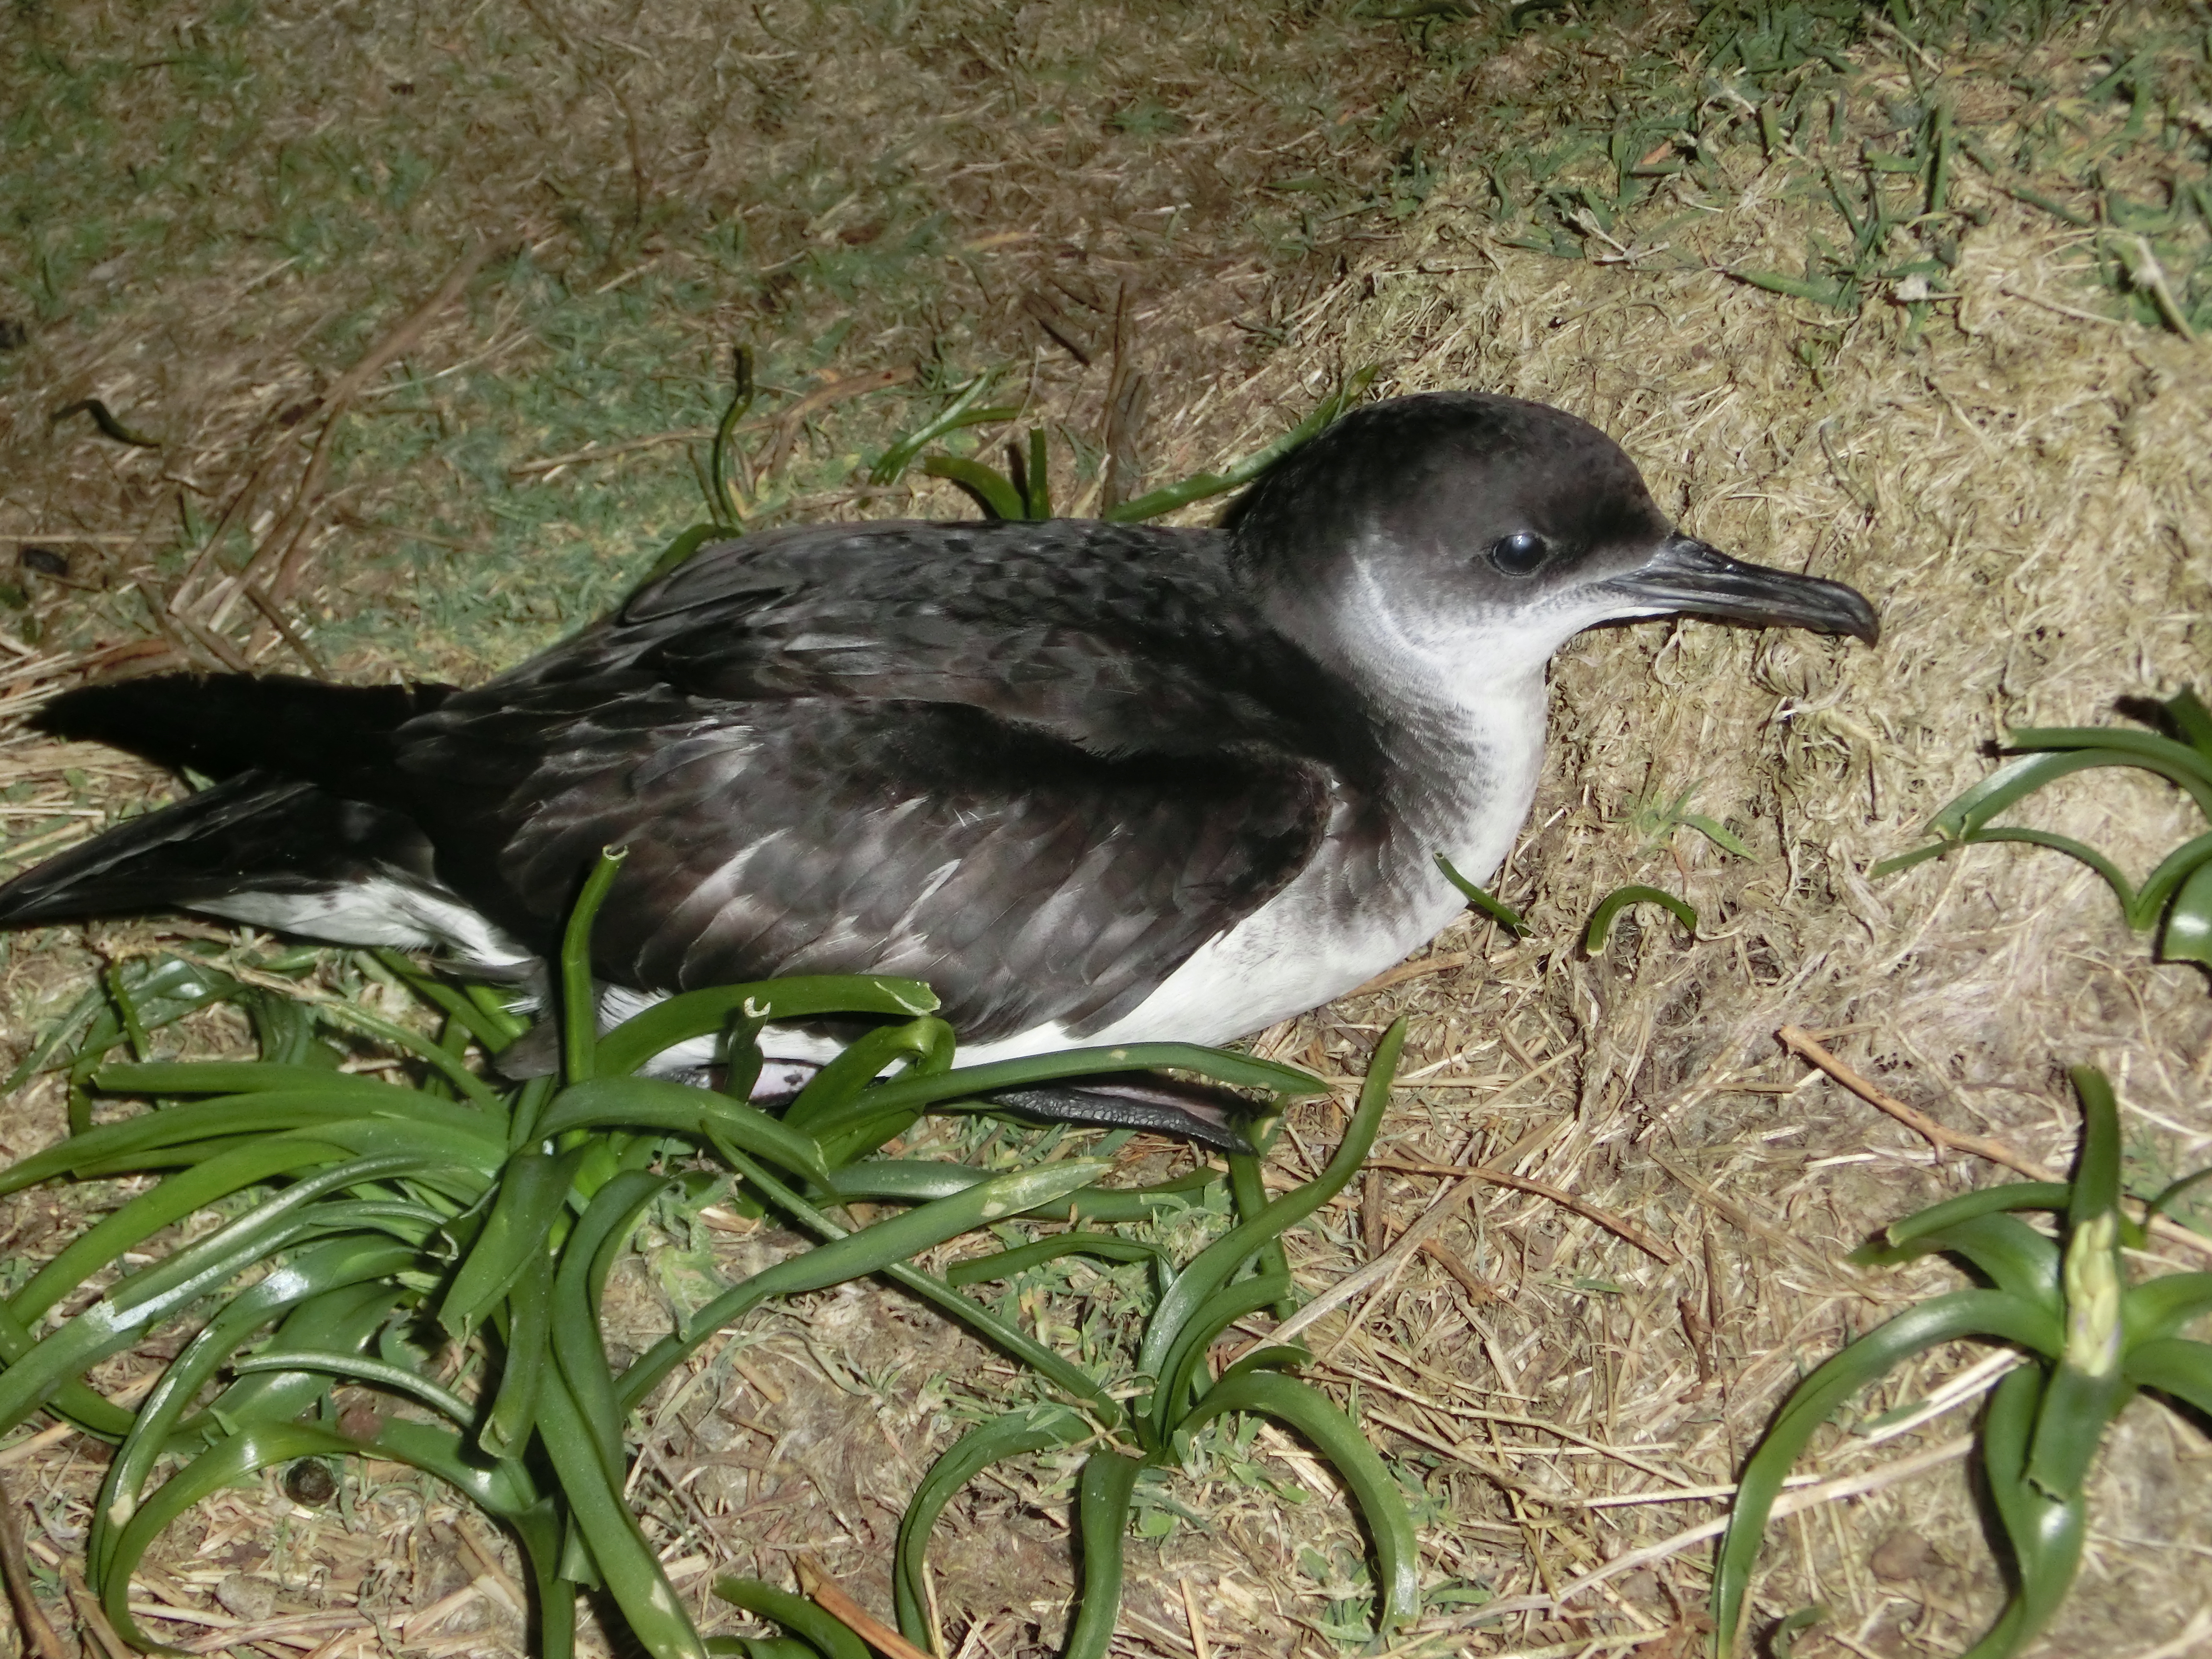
[[2, 2, 2212, 1658]]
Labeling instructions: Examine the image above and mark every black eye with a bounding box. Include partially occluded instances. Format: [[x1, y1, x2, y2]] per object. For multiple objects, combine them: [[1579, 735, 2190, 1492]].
[[1489, 531, 1548, 576]]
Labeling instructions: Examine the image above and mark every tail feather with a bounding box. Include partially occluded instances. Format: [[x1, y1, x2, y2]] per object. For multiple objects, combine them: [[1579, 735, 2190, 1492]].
[[34, 673, 453, 786], [0, 772, 442, 927]]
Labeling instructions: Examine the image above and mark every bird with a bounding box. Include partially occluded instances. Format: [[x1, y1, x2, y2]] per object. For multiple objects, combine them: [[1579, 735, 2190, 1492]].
[[0, 391, 1875, 1144]]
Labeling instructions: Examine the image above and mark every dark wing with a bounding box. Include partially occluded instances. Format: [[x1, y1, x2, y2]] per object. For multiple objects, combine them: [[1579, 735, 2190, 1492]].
[[404, 690, 1331, 1040], [616, 518, 1339, 759], [397, 520, 1363, 1039]]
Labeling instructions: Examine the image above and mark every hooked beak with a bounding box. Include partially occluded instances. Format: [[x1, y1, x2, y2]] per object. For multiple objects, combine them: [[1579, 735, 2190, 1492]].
[[1603, 535, 1879, 644]]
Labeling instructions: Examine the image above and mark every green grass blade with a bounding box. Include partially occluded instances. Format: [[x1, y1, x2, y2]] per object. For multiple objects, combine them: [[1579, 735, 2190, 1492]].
[[817, 1158, 1221, 1222], [0, 1296, 138, 1437], [1174, 1371, 1420, 1635], [194, 1278, 412, 1432], [942, 1234, 1166, 1289], [3, 978, 110, 1091], [313, 999, 504, 1104], [2164, 687, 2212, 759], [536, 1076, 830, 1181], [89, 1060, 417, 1098], [1061, 1452, 1147, 1659], [593, 976, 938, 1078], [101, 1419, 544, 1652], [91, 1239, 415, 1581], [708, 345, 755, 528], [0, 1099, 478, 1197], [2126, 830, 2212, 924], [562, 847, 629, 1085], [1023, 427, 1052, 518], [868, 374, 997, 484], [1137, 1021, 1403, 1386], [371, 947, 528, 1055], [717, 1161, 1108, 1299], [1869, 840, 1958, 878], [228, 1349, 474, 1424], [1956, 828, 2142, 922], [1851, 1212, 2061, 1310], [1226, 1148, 1293, 1321], [635, 523, 730, 590], [923, 454, 1025, 519], [2122, 1336, 2212, 1413], [892, 1407, 1089, 1645], [9, 1134, 351, 1322], [793, 1044, 1322, 1147], [484, 1244, 557, 1460], [83, 1066, 506, 1141], [707, 1639, 817, 1659], [2124, 1272, 2212, 1344], [781, 1018, 954, 1129], [1585, 884, 1696, 950], [1969, 1364, 2086, 1659], [1921, 751, 2147, 839], [2146, 1164, 2212, 1224], [2006, 725, 2212, 789], [617, 1154, 1110, 1414], [440, 1146, 587, 1334], [0, 1151, 439, 1436], [1712, 1289, 2061, 1656], [553, 1170, 669, 1484], [2158, 857, 2212, 966], [1433, 852, 1526, 934], [713, 1578, 869, 1659], [1676, 811, 1754, 857], [781, 1017, 954, 1156], [2025, 1353, 2124, 1502], [537, 1368, 709, 1659], [2067, 1068, 2122, 1227], [1209, 1345, 1308, 1388], [1101, 366, 1375, 523], [1861, 1183, 2073, 1250], [1152, 1274, 1294, 1444], [883, 1257, 1119, 1421]]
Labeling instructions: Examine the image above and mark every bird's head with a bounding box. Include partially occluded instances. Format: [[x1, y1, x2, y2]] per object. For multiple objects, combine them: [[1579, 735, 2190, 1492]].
[[1227, 390, 1876, 704]]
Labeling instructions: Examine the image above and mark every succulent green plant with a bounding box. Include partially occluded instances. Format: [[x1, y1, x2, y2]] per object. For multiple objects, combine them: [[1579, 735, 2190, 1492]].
[[877, 1019, 1423, 1659], [1711, 1067, 2212, 1659], [0, 850, 1331, 1659], [1876, 686, 2212, 969]]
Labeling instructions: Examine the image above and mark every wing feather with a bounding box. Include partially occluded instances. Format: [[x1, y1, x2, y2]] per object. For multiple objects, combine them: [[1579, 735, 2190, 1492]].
[[397, 519, 1370, 1039]]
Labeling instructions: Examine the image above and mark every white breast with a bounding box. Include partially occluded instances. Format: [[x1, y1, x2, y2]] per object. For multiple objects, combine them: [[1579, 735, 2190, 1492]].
[[945, 657, 1553, 1063]]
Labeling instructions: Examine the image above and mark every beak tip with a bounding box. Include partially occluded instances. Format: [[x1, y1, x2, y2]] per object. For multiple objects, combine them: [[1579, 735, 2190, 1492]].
[[1619, 536, 1881, 647]]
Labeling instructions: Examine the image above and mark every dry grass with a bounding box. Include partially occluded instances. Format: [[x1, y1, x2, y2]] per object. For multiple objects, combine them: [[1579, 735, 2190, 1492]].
[[3, 2, 2212, 1658]]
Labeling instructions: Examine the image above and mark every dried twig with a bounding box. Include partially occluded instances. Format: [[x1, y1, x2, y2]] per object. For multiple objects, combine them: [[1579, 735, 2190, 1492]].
[[226, 239, 499, 610], [66, 1561, 135, 1659], [1100, 283, 1149, 513], [1180, 1578, 1213, 1659], [1456, 1433, 1974, 1628], [1346, 950, 1472, 998], [1367, 1156, 1681, 1265], [1776, 1025, 2056, 1180], [1779, 1024, 2212, 1265], [239, 577, 331, 679], [795, 1554, 933, 1659], [0, 1469, 69, 1659]]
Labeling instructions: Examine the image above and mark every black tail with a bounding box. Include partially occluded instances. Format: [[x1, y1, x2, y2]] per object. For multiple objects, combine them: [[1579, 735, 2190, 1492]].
[[0, 674, 457, 930], [0, 771, 439, 926], [34, 673, 454, 787]]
